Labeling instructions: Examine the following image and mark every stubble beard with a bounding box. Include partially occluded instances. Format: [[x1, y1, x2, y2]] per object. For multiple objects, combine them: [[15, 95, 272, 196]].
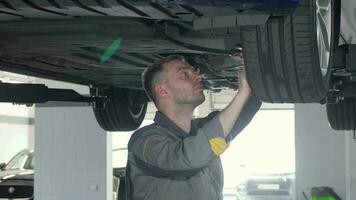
[[174, 91, 205, 108]]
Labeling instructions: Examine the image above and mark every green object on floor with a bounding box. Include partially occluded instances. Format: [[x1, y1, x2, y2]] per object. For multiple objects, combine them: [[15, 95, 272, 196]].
[[311, 197, 335, 200], [303, 186, 341, 200], [310, 187, 336, 200]]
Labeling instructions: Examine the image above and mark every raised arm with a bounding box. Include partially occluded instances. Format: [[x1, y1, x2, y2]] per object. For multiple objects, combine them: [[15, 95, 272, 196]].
[[218, 68, 254, 137]]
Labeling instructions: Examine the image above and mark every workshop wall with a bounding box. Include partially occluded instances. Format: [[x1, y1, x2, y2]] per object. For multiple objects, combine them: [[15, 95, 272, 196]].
[[345, 132, 356, 199], [0, 103, 34, 163], [295, 104, 346, 200], [35, 105, 112, 200]]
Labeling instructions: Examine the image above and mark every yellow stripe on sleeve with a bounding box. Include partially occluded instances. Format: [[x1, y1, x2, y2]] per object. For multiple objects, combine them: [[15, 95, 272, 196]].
[[208, 137, 229, 156]]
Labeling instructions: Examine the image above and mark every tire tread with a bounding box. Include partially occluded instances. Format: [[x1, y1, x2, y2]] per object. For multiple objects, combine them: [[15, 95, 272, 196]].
[[241, 0, 337, 103]]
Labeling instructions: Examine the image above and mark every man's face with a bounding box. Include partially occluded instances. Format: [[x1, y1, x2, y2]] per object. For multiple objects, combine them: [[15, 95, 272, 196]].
[[162, 59, 205, 107]]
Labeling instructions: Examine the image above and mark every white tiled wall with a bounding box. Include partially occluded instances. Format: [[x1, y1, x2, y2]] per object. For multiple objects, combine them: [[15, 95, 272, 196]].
[[35, 106, 111, 200], [295, 104, 346, 200], [345, 132, 356, 199], [0, 103, 34, 163]]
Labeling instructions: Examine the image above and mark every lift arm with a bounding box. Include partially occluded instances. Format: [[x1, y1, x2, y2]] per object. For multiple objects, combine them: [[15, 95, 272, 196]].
[[0, 82, 106, 105]]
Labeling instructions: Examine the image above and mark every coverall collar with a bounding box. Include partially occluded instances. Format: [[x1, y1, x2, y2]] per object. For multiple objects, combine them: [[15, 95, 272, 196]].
[[154, 111, 196, 139]]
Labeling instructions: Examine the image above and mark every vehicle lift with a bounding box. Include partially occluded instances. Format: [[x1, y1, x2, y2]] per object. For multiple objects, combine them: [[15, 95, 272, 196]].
[[0, 82, 108, 108]]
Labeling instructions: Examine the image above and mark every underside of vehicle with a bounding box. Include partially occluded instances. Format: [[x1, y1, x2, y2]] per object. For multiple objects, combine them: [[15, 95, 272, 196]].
[[0, 0, 355, 131]]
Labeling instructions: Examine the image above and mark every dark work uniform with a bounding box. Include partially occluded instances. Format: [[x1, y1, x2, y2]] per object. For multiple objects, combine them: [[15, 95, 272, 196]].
[[126, 95, 261, 200]]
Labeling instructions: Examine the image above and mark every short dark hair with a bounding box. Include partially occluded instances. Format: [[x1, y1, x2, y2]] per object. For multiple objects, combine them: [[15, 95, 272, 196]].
[[142, 55, 185, 104]]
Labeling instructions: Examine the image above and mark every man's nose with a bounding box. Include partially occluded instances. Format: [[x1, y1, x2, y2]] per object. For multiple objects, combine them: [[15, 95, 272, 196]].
[[192, 73, 202, 82]]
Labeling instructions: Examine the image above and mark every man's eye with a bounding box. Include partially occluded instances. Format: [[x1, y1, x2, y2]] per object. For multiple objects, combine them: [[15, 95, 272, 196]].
[[180, 72, 188, 78]]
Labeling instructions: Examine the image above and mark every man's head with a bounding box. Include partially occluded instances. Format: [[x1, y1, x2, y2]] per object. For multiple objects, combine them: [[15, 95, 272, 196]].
[[142, 55, 205, 109]]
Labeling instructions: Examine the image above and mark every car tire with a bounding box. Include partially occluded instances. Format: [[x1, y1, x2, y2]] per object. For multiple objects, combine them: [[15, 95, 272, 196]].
[[92, 87, 147, 131], [241, 0, 340, 103], [326, 98, 356, 130]]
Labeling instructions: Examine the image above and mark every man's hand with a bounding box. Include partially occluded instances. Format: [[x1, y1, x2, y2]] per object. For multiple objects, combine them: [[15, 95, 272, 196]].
[[238, 67, 252, 96]]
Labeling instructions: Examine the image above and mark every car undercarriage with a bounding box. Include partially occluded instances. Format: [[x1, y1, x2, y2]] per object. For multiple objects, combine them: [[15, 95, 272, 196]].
[[0, 0, 355, 131]]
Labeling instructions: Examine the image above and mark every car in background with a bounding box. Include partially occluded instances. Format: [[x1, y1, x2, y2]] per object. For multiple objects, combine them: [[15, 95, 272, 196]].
[[0, 149, 120, 200], [237, 173, 294, 200], [0, 149, 34, 200], [0, 0, 354, 131]]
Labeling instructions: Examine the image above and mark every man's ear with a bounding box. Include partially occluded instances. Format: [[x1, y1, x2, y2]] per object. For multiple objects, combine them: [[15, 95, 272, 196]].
[[154, 84, 169, 99]]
